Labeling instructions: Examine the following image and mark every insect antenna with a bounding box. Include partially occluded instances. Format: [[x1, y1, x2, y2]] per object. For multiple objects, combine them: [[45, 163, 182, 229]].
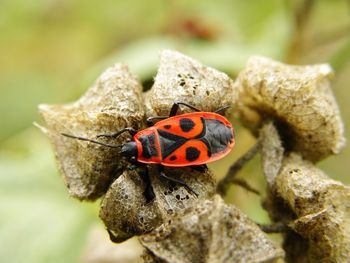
[[61, 133, 123, 149]]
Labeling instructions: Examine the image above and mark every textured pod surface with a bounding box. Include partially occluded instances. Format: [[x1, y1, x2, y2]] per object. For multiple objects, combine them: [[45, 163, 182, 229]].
[[235, 56, 345, 161], [99, 167, 215, 243], [262, 150, 350, 263], [141, 195, 284, 263], [148, 50, 236, 116], [38, 64, 145, 200]]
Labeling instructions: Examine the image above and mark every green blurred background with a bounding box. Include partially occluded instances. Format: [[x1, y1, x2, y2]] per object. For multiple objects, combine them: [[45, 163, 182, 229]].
[[0, 0, 349, 262]]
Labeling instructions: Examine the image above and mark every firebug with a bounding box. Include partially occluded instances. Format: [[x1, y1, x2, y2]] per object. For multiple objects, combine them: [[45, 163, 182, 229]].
[[62, 101, 235, 200]]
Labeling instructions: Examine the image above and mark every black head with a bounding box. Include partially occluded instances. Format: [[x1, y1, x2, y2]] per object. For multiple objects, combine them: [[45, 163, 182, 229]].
[[120, 141, 138, 160]]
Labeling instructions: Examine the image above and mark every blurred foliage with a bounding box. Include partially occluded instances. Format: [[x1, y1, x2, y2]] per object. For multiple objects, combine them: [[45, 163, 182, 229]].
[[0, 0, 349, 262]]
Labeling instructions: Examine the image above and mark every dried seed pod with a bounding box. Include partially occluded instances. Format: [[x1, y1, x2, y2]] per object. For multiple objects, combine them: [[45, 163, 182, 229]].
[[38, 64, 145, 200], [235, 56, 345, 161], [263, 152, 350, 262], [99, 167, 215, 243], [141, 195, 284, 263], [148, 50, 236, 116]]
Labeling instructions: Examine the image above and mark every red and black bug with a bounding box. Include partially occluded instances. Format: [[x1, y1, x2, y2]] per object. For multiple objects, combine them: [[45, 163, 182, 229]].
[[134, 111, 234, 166], [62, 102, 235, 200]]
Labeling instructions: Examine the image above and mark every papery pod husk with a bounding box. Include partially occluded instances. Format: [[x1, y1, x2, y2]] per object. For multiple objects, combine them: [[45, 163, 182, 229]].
[[141, 195, 284, 263], [148, 50, 236, 116], [235, 56, 345, 162], [275, 153, 350, 262], [39, 64, 145, 200], [261, 123, 350, 262], [99, 166, 216, 243]]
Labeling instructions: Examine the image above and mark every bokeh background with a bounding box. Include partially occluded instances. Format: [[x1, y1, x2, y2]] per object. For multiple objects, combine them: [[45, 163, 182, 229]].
[[0, 0, 349, 262]]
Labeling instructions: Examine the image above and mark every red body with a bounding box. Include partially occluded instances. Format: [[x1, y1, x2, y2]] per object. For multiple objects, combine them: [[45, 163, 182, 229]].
[[133, 112, 235, 167]]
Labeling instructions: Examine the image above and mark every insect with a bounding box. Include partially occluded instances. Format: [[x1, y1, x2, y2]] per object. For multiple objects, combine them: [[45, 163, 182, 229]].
[[62, 101, 235, 199]]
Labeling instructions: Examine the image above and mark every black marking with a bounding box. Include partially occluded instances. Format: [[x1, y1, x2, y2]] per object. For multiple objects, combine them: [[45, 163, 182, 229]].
[[199, 118, 233, 155], [200, 137, 212, 157], [194, 117, 206, 138], [180, 118, 195, 132], [148, 133, 155, 144], [164, 124, 171, 129], [157, 129, 187, 159], [139, 133, 158, 159], [186, 147, 200, 162], [157, 116, 233, 161], [169, 155, 177, 161]]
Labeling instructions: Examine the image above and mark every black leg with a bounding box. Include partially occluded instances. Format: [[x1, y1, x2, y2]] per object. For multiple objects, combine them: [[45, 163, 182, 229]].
[[139, 166, 155, 202], [96, 127, 138, 139], [169, 101, 202, 117], [214, 105, 231, 115], [217, 142, 260, 196], [169, 101, 231, 116], [146, 116, 168, 126], [158, 165, 198, 197]]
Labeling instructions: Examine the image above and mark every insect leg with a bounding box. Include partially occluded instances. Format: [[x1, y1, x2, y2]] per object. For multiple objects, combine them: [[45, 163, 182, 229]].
[[169, 101, 201, 116], [146, 116, 168, 126], [96, 127, 138, 139], [139, 165, 156, 202], [214, 105, 231, 115], [158, 166, 198, 197]]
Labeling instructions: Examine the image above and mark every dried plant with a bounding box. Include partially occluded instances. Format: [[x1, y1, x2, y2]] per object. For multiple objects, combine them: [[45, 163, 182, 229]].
[[38, 50, 348, 262]]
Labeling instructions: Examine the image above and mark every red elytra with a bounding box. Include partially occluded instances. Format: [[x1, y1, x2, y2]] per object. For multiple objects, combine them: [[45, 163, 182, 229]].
[[133, 112, 235, 167]]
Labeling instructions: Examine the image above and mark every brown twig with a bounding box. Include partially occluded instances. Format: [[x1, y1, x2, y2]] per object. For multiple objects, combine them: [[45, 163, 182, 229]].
[[217, 142, 260, 196], [258, 222, 290, 233]]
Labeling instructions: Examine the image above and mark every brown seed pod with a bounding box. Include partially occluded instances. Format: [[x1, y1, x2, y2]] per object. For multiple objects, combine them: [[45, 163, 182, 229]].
[[141, 195, 284, 263], [38, 64, 145, 200], [148, 50, 236, 116], [235, 56, 346, 162], [274, 153, 350, 262], [99, 167, 216, 243]]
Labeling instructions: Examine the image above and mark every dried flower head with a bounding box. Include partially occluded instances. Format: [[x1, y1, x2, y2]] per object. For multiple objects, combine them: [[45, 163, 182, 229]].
[[235, 56, 345, 161], [141, 195, 284, 263], [147, 50, 236, 116], [38, 64, 144, 200]]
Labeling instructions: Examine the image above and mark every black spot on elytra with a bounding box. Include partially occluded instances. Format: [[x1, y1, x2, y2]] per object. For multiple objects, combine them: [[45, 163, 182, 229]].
[[139, 134, 158, 159], [157, 129, 187, 159], [164, 124, 171, 129], [170, 155, 177, 161], [180, 118, 195, 132], [186, 147, 200, 162]]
